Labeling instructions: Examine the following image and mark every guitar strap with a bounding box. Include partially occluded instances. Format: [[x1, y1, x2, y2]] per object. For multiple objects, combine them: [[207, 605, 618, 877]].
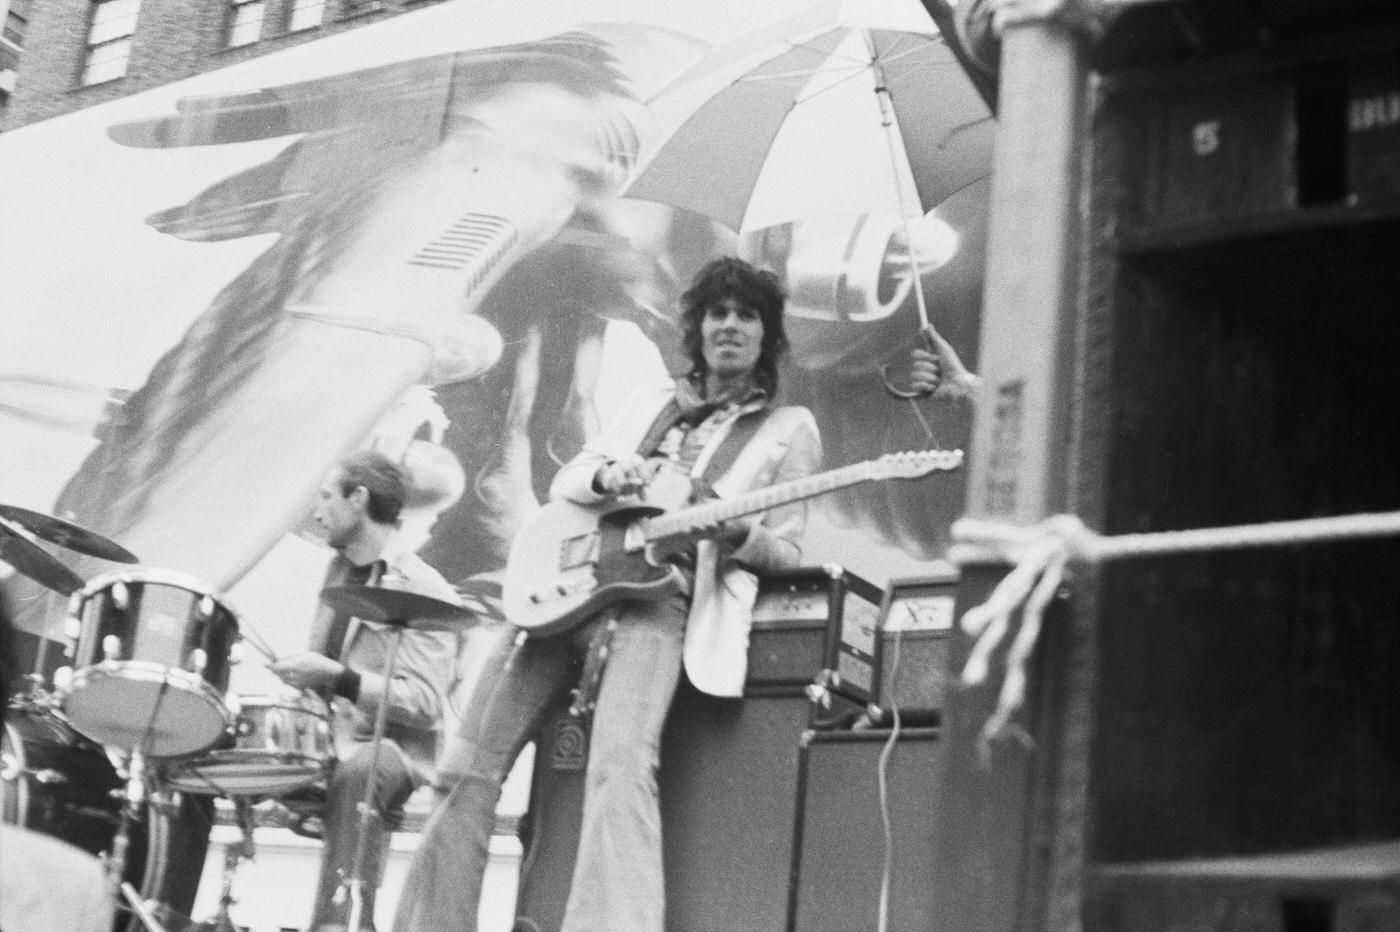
[[699, 407, 773, 483], [634, 398, 684, 458]]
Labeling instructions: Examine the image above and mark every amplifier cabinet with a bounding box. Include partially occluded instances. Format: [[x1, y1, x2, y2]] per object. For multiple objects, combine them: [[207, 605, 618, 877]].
[[788, 727, 945, 932], [868, 575, 958, 723], [749, 565, 881, 701]]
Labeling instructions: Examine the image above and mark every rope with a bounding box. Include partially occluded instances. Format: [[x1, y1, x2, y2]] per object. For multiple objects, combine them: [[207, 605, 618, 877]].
[[950, 509, 1400, 759]]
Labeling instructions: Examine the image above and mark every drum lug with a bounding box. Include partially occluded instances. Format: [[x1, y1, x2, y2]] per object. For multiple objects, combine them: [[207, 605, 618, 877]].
[[31, 767, 69, 786]]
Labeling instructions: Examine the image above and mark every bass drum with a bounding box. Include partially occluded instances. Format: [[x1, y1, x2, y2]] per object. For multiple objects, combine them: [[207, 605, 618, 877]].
[[0, 705, 214, 932]]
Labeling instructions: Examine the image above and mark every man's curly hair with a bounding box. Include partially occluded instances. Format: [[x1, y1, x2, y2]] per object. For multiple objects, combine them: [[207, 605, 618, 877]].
[[679, 256, 790, 396]]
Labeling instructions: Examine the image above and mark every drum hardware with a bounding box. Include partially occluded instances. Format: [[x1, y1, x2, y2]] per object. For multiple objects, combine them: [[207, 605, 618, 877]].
[[0, 522, 84, 595], [190, 797, 256, 932], [121, 882, 168, 932], [105, 749, 152, 920], [318, 584, 476, 932], [0, 504, 140, 563], [318, 584, 479, 632]]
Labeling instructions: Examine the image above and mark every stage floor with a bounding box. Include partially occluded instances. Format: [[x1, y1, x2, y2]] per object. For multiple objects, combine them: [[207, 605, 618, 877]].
[[187, 825, 522, 932]]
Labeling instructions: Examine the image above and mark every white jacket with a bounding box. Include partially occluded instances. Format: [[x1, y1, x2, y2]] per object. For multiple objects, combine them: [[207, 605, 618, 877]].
[[550, 381, 822, 696]]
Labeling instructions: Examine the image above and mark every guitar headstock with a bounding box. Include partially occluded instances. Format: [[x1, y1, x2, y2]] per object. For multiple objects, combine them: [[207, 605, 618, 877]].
[[870, 449, 965, 479]]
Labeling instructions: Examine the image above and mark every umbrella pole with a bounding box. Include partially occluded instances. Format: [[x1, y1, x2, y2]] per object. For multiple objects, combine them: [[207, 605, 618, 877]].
[[862, 29, 980, 404]]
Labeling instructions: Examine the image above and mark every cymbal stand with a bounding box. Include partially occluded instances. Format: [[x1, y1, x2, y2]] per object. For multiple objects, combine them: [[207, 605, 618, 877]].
[[199, 797, 256, 932], [108, 748, 166, 931], [336, 621, 406, 932], [109, 677, 178, 932], [121, 881, 167, 932]]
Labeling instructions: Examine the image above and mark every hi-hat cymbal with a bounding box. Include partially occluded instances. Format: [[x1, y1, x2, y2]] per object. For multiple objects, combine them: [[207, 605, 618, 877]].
[[319, 585, 476, 632], [0, 504, 139, 563], [0, 525, 84, 595]]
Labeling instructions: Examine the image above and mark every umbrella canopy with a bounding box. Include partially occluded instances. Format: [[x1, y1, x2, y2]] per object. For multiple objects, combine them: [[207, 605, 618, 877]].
[[624, 25, 995, 234]]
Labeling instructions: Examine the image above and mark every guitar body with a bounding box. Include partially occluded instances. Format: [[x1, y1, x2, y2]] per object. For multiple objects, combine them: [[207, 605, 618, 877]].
[[503, 498, 686, 637]]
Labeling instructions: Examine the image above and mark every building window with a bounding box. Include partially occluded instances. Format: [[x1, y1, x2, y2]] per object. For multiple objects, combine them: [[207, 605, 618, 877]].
[[340, 0, 382, 19], [82, 0, 140, 86], [286, 0, 324, 32], [4, 0, 32, 48], [225, 0, 265, 48], [1, 0, 31, 93]]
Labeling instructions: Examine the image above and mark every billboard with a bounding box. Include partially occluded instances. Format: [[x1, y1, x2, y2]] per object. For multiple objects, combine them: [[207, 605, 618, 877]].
[[0, 0, 990, 687]]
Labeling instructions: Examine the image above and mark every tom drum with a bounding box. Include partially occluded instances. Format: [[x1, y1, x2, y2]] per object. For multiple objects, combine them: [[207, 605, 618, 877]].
[[62, 570, 241, 758]]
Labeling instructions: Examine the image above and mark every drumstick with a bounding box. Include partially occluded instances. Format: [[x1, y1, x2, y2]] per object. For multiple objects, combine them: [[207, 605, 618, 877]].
[[231, 615, 280, 665]]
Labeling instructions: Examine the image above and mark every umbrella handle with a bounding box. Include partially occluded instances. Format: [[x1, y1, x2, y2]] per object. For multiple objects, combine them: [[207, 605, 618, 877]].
[[881, 364, 929, 400], [882, 325, 982, 400]]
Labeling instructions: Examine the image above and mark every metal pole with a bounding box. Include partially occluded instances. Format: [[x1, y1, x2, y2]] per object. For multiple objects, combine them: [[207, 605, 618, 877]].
[[343, 623, 404, 932]]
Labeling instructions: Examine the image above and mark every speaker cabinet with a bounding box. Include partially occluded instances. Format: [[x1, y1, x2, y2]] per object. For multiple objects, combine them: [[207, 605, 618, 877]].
[[789, 728, 944, 932], [659, 684, 813, 932], [514, 685, 814, 932]]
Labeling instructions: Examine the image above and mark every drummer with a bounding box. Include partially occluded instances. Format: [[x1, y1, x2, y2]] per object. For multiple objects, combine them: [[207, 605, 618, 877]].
[[269, 450, 463, 932]]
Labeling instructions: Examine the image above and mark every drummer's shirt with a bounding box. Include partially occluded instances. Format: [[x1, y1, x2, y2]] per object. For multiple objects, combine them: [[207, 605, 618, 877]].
[[319, 559, 383, 661]]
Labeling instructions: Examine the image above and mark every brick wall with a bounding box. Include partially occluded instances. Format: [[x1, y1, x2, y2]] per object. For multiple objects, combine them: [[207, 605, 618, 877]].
[[2, 0, 440, 130]]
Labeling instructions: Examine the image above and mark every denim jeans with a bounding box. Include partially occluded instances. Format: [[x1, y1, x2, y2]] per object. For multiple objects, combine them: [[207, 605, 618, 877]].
[[393, 593, 688, 932], [312, 741, 414, 931]]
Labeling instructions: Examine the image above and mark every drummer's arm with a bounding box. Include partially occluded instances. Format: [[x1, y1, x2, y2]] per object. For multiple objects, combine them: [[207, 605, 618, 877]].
[[352, 630, 456, 730]]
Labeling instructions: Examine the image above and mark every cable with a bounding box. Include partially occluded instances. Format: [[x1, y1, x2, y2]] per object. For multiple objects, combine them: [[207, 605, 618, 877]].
[[875, 625, 905, 932]]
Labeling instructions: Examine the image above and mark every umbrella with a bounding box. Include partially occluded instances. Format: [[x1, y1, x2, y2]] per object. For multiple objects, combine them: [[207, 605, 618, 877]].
[[627, 25, 993, 232], [622, 23, 994, 393]]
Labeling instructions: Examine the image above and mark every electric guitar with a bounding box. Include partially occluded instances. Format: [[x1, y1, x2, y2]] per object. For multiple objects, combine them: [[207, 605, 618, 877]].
[[503, 449, 963, 636]]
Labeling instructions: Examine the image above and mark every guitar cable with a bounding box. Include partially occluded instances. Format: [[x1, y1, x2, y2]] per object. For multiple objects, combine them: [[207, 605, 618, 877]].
[[875, 626, 906, 932]]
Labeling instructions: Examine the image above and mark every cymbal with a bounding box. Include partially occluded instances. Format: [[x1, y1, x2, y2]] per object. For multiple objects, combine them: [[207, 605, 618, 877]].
[[0, 525, 84, 595], [319, 585, 476, 632], [0, 504, 138, 563]]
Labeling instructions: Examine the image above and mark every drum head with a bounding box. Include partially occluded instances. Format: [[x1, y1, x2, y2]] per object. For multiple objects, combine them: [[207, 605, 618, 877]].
[[64, 669, 230, 758], [164, 693, 332, 796], [165, 753, 325, 797]]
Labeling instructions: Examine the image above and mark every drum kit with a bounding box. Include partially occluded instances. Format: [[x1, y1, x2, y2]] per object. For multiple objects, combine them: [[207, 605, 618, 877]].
[[0, 505, 474, 932]]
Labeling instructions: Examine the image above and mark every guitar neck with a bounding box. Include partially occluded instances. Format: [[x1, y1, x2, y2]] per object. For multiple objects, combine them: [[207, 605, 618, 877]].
[[644, 461, 881, 542]]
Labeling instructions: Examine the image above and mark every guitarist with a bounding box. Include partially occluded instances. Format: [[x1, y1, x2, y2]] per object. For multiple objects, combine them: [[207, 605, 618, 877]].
[[394, 257, 941, 932]]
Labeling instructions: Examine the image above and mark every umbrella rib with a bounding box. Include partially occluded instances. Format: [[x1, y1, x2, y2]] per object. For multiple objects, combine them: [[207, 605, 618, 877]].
[[790, 65, 877, 107]]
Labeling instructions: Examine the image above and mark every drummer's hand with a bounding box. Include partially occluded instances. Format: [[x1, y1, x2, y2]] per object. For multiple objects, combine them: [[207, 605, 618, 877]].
[[269, 652, 345, 692]]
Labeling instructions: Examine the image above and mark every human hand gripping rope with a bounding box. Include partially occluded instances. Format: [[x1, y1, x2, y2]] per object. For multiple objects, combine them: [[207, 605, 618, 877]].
[[950, 509, 1400, 762]]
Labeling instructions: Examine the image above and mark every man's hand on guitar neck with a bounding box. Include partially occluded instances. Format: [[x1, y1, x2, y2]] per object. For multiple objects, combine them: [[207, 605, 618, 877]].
[[646, 514, 756, 567]]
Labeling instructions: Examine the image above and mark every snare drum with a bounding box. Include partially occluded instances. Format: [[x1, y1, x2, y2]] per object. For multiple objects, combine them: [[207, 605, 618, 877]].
[[165, 692, 333, 797], [62, 569, 241, 758]]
